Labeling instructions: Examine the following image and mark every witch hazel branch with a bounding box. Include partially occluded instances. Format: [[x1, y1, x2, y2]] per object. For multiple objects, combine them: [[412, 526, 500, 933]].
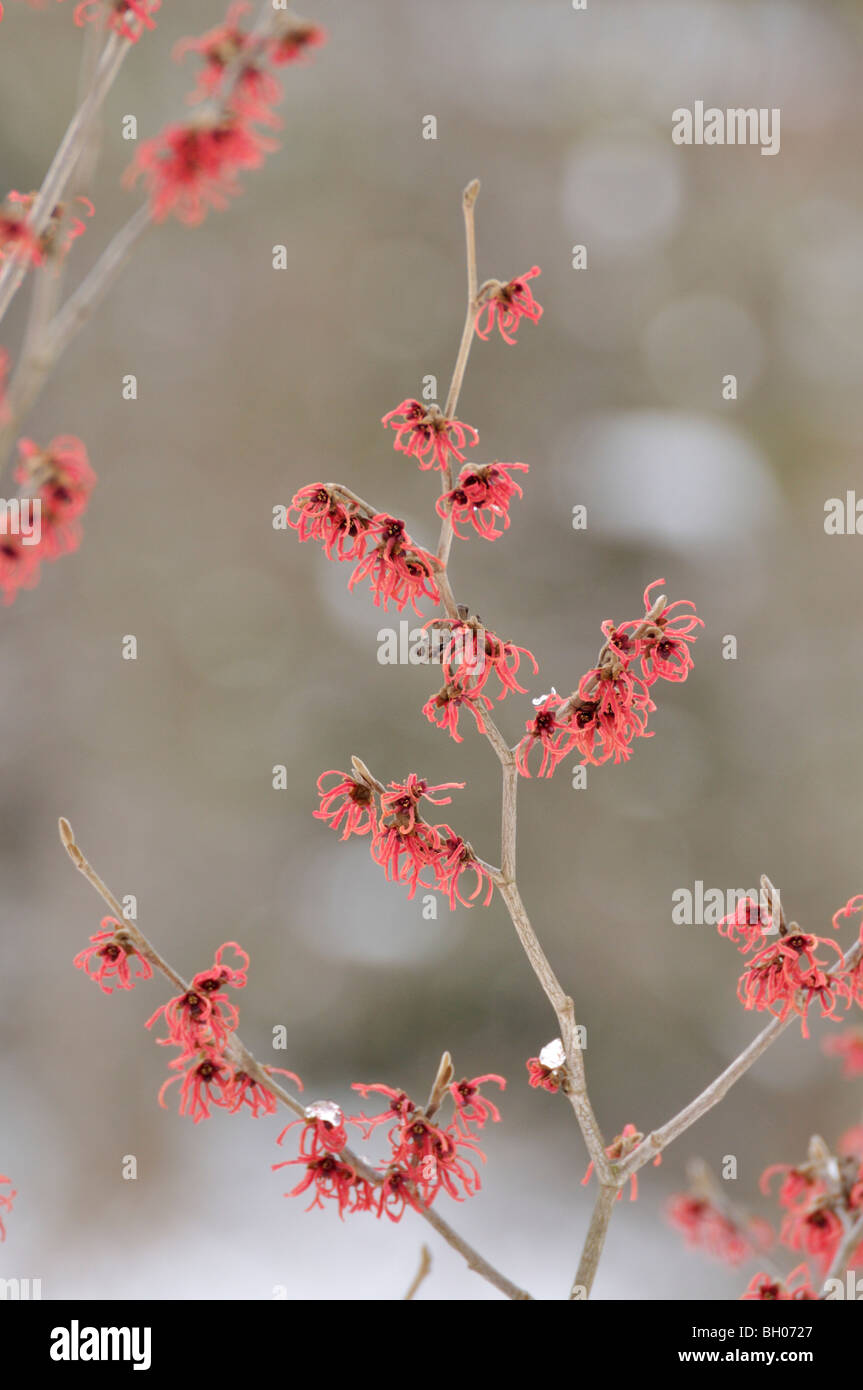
[[0, 1, 327, 606]]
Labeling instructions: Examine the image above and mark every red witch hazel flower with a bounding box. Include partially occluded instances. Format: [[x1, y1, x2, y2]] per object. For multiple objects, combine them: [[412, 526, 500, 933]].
[[430, 828, 495, 909], [582, 1123, 662, 1202], [527, 1037, 567, 1093], [228, 1065, 302, 1118], [435, 620, 538, 701], [276, 1153, 371, 1218], [267, 17, 327, 65], [126, 119, 276, 226], [287, 484, 377, 562], [0, 193, 43, 266], [718, 896, 776, 954], [616, 579, 703, 687], [1, 192, 94, 266], [422, 681, 492, 742], [780, 1202, 844, 1274], [74, 916, 153, 994], [348, 515, 440, 615], [823, 1028, 863, 1078], [665, 1193, 772, 1267], [742, 1265, 816, 1301], [16, 434, 97, 559], [174, 4, 284, 125], [69, 0, 161, 42], [159, 1047, 235, 1125], [516, 689, 576, 779], [174, 4, 252, 101], [381, 399, 479, 473], [145, 942, 247, 1051], [449, 1075, 505, 1130], [314, 770, 376, 839], [436, 461, 529, 541], [736, 930, 849, 1036], [0, 532, 41, 607], [0, 1177, 16, 1243], [278, 1100, 349, 1157], [475, 267, 543, 345]]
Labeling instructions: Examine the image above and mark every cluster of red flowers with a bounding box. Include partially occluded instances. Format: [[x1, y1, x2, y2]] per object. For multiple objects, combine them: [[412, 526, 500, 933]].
[[717, 892, 862, 1036], [759, 1135, 863, 1282], [0, 191, 93, 268], [74, 923, 299, 1123], [315, 770, 494, 909], [127, 8, 326, 224], [422, 618, 538, 743], [0, 435, 96, 606], [665, 1193, 773, 1267], [516, 580, 702, 778], [0, 1175, 15, 1242], [288, 485, 440, 614], [274, 1075, 504, 1221]]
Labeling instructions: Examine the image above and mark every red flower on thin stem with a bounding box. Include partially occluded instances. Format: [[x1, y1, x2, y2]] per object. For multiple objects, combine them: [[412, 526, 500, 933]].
[[434, 621, 538, 701], [422, 681, 492, 742], [0, 533, 40, 606], [737, 932, 849, 1036], [370, 818, 445, 900], [436, 462, 529, 540], [314, 770, 377, 839], [229, 1066, 302, 1117], [267, 19, 327, 66], [16, 434, 97, 560], [718, 897, 776, 954], [351, 1083, 415, 1137], [618, 579, 703, 687], [0, 194, 43, 266], [145, 981, 238, 1052], [475, 267, 542, 345], [287, 484, 376, 562], [431, 829, 495, 909], [275, 1153, 368, 1218], [158, 1048, 235, 1124], [126, 119, 276, 226], [379, 773, 464, 833], [516, 690, 575, 779], [780, 1203, 844, 1274], [174, 3, 252, 103], [381, 399, 479, 473], [348, 515, 440, 614], [665, 1194, 772, 1267], [73, 916, 153, 994], [376, 1166, 423, 1222], [449, 1075, 505, 1130], [278, 1100, 349, 1157]]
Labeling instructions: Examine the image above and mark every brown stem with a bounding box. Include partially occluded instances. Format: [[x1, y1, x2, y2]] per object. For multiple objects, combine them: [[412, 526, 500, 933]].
[[571, 1185, 617, 1299]]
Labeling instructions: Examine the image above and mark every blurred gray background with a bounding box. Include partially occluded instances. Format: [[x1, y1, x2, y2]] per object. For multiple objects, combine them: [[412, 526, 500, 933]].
[[1, 0, 863, 1300]]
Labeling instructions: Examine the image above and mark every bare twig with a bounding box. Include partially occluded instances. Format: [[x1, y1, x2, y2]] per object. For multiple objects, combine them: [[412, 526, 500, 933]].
[[404, 1244, 433, 1300]]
